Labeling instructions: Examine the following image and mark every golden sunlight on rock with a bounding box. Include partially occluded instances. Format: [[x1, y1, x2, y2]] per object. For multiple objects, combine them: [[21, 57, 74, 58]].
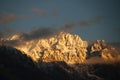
[[13, 32, 88, 64], [101, 47, 120, 61], [8, 34, 20, 40], [89, 40, 120, 63], [1, 32, 120, 64]]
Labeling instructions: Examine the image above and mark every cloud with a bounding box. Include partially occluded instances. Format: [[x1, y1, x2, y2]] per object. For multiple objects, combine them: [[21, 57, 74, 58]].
[[93, 16, 106, 22], [19, 27, 58, 41], [0, 11, 32, 25], [79, 16, 106, 26], [0, 32, 3, 39], [1, 40, 23, 46], [32, 8, 46, 15], [0, 15, 106, 46], [60, 23, 76, 32], [0, 10, 33, 39], [0, 27, 57, 46], [15, 23, 75, 41], [0, 11, 17, 24], [0, 23, 76, 47], [32, 8, 58, 16], [79, 20, 90, 26]]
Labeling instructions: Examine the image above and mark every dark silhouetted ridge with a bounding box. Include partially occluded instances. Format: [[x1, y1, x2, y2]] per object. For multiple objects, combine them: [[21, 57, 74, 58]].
[[0, 46, 51, 80]]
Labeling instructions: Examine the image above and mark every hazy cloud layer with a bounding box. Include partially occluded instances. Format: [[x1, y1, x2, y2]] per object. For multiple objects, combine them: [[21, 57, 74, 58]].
[[0, 15, 107, 46], [0, 23, 75, 46], [79, 16, 106, 26], [60, 23, 76, 32], [15, 23, 75, 41], [19, 27, 57, 41]]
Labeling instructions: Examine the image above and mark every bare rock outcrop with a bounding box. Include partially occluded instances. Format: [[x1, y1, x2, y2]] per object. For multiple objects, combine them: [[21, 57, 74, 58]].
[[90, 40, 106, 53], [101, 47, 120, 61], [89, 40, 120, 61], [12, 32, 88, 64]]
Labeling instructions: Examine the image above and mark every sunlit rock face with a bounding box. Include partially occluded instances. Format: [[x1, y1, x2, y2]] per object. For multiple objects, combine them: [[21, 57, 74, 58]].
[[89, 40, 120, 61], [90, 40, 106, 53], [1, 32, 120, 63], [101, 47, 120, 61], [10, 32, 88, 64]]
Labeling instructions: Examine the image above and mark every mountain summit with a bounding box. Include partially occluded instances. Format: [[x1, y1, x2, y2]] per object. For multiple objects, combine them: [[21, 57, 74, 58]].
[[0, 32, 120, 64], [10, 32, 88, 64], [0, 32, 120, 80]]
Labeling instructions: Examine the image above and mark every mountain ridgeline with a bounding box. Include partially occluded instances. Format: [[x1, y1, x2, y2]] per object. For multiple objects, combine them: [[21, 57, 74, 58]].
[[0, 32, 120, 80]]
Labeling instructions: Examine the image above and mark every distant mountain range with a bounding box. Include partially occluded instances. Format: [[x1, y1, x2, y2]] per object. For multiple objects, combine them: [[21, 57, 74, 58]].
[[0, 32, 120, 80]]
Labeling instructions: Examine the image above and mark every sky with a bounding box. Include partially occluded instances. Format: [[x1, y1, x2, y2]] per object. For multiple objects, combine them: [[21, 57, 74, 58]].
[[0, 0, 120, 42]]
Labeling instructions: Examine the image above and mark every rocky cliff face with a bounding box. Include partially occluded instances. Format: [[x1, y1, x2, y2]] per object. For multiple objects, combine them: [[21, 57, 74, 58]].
[[1, 32, 120, 63], [0, 32, 120, 80], [89, 40, 120, 61], [9, 32, 88, 64], [90, 40, 106, 53]]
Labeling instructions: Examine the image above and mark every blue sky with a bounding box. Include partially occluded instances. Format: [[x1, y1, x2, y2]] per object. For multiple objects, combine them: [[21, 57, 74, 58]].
[[0, 0, 120, 42]]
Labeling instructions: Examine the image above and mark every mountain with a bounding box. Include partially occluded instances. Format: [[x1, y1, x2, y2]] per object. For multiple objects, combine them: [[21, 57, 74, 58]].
[[5, 32, 119, 63], [5, 32, 88, 64], [0, 32, 120, 80], [87, 40, 120, 62], [0, 46, 120, 80]]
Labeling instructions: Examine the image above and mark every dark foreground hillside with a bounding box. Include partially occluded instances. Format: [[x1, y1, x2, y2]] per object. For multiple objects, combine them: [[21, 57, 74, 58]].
[[0, 46, 120, 80], [0, 46, 51, 80]]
